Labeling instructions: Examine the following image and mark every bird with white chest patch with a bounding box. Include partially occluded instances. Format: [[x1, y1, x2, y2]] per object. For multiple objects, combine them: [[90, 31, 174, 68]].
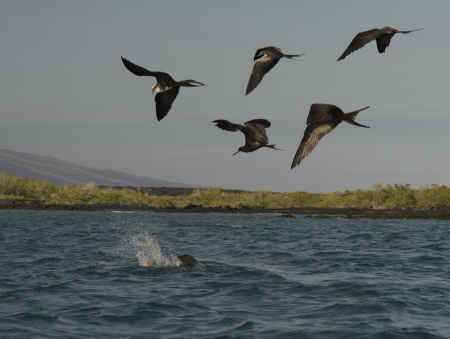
[[121, 57, 205, 121], [246, 46, 304, 95]]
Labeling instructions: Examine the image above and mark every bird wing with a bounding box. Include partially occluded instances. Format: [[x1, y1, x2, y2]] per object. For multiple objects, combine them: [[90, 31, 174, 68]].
[[121, 57, 177, 86], [306, 104, 343, 125], [244, 120, 270, 143], [291, 122, 339, 169], [245, 57, 280, 95], [212, 120, 243, 132], [154, 87, 180, 121], [376, 35, 392, 53], [121, 57, 156, 76], [337, 29, 384, 61], [245, 119, 271, 129]]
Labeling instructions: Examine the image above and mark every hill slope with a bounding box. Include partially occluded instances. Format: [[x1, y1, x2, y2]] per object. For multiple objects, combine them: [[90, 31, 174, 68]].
[[0, 148, 200, 187]]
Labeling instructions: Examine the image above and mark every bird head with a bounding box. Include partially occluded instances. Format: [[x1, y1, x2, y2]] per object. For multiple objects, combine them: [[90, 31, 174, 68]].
[[233, 147, 244, 156], [151, 85, 156, 96]]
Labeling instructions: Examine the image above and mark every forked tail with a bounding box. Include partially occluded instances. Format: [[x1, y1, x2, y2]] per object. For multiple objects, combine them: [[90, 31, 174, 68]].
[[283, 53, 305, 61], [265, 144, 287, 152], [177, 80, 206, 87], [398, 28, 424, 34], [343, 106, 370, 128], [344, 106, 369, 117]]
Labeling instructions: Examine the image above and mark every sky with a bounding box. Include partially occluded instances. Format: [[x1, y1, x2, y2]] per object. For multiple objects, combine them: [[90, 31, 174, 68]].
[[1, 1, 449, 193]]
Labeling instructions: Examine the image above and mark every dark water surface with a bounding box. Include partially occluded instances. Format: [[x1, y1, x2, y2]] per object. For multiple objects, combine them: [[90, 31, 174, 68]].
[[1, 210, 449, 338]]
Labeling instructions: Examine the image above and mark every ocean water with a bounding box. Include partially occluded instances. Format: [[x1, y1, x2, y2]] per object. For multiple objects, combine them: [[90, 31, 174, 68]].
[[0, 210, 449, 339]]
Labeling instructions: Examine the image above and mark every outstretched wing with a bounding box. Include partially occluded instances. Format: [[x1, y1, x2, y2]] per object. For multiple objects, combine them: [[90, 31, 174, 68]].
[[121, 57, 155, 76], [337, 29, 384, 61], [376, 35, 393, 53], [291, 122, 339, 169], [121, 56, 176, 85], [212, 120, 243, 132], [154, 87, 180, 121], [245, 57, 280, 95]]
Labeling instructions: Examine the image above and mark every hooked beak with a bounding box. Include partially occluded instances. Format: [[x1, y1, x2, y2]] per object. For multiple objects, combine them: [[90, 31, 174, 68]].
[[151, 89, 155, 97], [233, 150, 240, 156]]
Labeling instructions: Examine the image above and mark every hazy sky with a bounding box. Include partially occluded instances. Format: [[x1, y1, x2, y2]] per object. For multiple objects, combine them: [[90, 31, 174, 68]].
[[1, 1, 449, 192]]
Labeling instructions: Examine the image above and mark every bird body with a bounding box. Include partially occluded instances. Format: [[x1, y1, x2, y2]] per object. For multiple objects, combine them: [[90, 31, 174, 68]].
[[152, 84, 173, 93], [291, 104, 369, 169], [213, 119, 283, 155], [337, 27, 423, 61], [246, 46, 304, 95], [121, 57, 205, 121]]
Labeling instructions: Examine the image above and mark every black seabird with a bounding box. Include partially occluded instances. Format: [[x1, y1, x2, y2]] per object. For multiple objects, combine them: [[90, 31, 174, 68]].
[[121, 57, 205, 121], [337, 27, 423, 61], [291, 104, 369, 169], [246, 47, 304, 95], [212, 119, 284, 155]]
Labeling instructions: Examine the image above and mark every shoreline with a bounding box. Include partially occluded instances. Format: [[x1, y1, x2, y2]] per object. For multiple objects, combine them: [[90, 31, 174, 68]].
[[2, 199, 450, 219]]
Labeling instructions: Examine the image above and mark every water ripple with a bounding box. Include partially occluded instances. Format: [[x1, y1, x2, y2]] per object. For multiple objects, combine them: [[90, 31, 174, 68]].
[[1, 210, 450, 338]]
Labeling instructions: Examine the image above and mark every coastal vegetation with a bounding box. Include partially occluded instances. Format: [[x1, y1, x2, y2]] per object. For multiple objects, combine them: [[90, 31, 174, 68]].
[[1, 173, 450, 210]]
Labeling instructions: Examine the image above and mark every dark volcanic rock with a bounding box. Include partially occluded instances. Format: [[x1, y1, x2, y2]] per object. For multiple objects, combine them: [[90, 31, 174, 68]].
[[274, 214, 296, 218], [2, 198, 450, 219], [2, 187, 450, 220]]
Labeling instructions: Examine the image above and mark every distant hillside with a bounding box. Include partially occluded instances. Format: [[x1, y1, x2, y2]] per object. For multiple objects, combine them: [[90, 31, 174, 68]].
[[0, 148, 201, 188]]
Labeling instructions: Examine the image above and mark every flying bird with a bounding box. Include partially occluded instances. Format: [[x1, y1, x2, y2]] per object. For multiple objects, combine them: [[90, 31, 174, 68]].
[[246, 46, 304, 95], [121, 57, 205, 121], [213, 119, 284, 156], [337, 27, 423, 61], [291, 104, 369, 169]]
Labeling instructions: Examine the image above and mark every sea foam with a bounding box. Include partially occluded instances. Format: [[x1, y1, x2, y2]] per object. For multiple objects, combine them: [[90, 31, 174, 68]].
[[132, 235, 179, 268]]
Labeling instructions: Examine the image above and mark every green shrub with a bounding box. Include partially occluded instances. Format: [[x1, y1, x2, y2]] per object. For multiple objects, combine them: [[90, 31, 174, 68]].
[[1, 172, 450, 210]]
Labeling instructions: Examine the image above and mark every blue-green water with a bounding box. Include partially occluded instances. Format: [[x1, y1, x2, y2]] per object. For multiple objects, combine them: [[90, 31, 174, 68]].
[[1, 210, 449, 339]]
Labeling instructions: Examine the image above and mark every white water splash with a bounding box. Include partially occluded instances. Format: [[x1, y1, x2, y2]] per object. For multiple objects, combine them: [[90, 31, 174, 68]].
[[132, 235, 180, 268]]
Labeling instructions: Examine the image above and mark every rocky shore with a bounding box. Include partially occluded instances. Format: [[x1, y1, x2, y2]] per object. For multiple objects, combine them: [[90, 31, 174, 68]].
[[2, 199, 450, 219]]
